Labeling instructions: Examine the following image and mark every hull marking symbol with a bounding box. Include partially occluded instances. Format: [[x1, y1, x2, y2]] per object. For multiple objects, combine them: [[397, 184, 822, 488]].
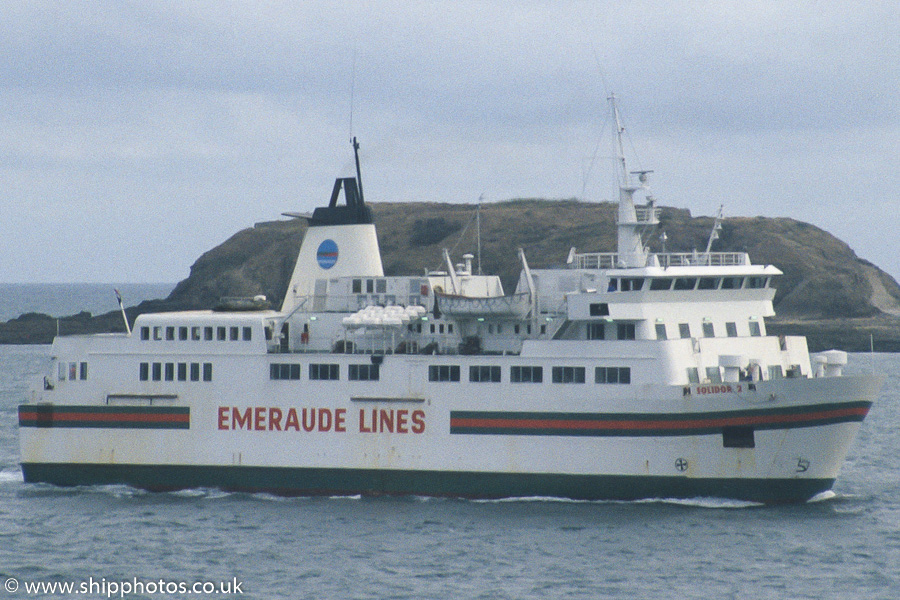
[[675, 458, 689, 472], [796, 458, 810, 473]]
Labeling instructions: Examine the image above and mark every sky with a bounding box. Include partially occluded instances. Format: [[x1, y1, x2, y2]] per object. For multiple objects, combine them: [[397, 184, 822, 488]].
[[1, 1, 898, 284]]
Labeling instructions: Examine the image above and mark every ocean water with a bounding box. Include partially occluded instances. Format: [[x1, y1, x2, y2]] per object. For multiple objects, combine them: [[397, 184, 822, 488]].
[[0, 283, 174, 322], [1, 289, 899, 599]]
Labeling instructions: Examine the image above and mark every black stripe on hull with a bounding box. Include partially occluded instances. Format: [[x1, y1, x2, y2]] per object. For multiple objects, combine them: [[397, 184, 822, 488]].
[[20, 463, 834, 504]]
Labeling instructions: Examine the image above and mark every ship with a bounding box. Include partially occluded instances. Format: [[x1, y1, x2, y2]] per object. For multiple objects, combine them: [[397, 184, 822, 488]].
[[18, 98, 881, 503]]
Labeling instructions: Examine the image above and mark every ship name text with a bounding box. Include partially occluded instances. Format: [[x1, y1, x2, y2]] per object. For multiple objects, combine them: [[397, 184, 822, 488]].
[[217, 406, 425, 434]]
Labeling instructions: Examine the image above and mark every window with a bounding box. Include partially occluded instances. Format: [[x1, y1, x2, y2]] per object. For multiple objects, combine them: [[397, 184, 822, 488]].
[[650, 278, 672, 291], [203, 363, 213, 382], [511, 366, 543, 383], [140, 327, 150, 341], [686, 367, 700, 384], [673, 278, 697, 290], [726, 322, 738, 337], [58, 362, 66, 381], [204, 327, 213, 341], [152, 362, 162, 381], [589, 303, 610, 317], [192, 326, 201, 341], [514, 324, 520, 334], [179, 327, 188, 341], [469, 365, 501, 383], [190, 363, 200, 381], [79, 362, 88, 380], [376, 279, 387, 293], [552, 366, 585, 384], [139, 363, 149, 381], [243, 326, 252, 341], [230, 327, 239, 341], [310, 363, 340, 381], [217, 327, 227, 341], [177, 363, 187, 381], [166, 326, 175, 341], [270, 363, 301, 380], [617, 323, 636, 340], [352, 279, 362, 294], [679, 323, 691, 339], [702, 322, 715, 337], [621, 278, 644, 291], [721, 277, 743, 289], [366, 279, 374, 293], [595, 366, 631, 384], [349, 364, 380, 381], [428, 365, 460, 382], [655, 323, 667, 340], [706, 367, 722, 383], [69, 362, 77, 380], [749, 320, 761, 337], [746, 277, 768, 289], [698, 278, 719, 290], [588, 323, 605, 340], [768, 365, 784, 379], [164, 363, 174, 381], [153, 326, 162, 341]]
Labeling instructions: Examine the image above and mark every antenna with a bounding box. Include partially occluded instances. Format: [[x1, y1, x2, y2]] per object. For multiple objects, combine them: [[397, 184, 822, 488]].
[[702, 205, 725, 262], [476, 195, 483, 275], [349, 50, 357, 140], [115, 289, 132, 336], [352, 136, 364, 204], [609, 93, 630, 188]]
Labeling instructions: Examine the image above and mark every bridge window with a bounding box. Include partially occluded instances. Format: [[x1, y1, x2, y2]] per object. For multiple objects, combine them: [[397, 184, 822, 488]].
[[673, 278, 697, 290], [749, 319, 761, 337], [230, 327, 239, 341], [698, 278, 719, 290], [217, 326, 227, 341], [726, 322, 738, 337], [192, 326, 201, 341], [702, 322, 715, 337], [655, 323, 667, 340], [271, 364, 301, 380], [706, 367, 722, 383], [140, 327, 150, 340], [166, 326, 175, 341], [746, 277, 769, 289], [721, 277, 743, 289], [204, 326, 213, 341], [650, 278, 672, 291], [179, 327, 188, 341], [679, 323, 691, 338], [589, 303, 610, 317]]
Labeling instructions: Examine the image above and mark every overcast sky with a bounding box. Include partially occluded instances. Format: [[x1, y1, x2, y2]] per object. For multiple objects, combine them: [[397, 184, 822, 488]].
[[2, 1, 898, 284]]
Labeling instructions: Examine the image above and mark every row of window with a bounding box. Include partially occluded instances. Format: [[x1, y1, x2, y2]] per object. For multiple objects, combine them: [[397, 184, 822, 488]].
[[139, 362, 213, 382], [270, 363, 380, 382], [268, 363, 631, 384], [429, 365, 631, 385], [657, 320, 761, 340], [140, 325, 252, 342], [609, 276, 769, 292]]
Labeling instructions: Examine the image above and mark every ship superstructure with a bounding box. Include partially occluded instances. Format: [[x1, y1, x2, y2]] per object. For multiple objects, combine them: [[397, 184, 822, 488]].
[[19, 103, 879, 503]]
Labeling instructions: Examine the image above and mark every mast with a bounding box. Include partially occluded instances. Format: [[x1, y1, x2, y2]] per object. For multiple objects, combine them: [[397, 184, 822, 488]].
[[610, 94, 657, 268]]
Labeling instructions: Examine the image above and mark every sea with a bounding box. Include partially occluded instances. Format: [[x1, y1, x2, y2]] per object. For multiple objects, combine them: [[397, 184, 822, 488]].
[[1, 285, 898, 600]]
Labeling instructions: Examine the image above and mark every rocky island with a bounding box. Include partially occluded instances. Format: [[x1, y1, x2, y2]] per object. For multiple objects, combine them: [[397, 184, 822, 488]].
[[4, 200, 900, 351]]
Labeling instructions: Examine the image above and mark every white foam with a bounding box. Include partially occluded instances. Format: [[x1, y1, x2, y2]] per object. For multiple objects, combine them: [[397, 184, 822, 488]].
[[0, 468, 24, 484]]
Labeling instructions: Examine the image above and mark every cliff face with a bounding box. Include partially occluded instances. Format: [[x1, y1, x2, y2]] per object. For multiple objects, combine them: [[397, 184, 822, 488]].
[[4, 199, 900, 348]]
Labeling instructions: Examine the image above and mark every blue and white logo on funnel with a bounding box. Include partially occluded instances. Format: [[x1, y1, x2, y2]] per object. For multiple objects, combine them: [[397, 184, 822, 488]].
[[316, 239, 338, 269]]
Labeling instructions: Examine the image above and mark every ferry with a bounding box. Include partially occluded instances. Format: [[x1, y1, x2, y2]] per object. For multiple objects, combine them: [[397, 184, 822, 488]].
[[18, 98, 880, 503]]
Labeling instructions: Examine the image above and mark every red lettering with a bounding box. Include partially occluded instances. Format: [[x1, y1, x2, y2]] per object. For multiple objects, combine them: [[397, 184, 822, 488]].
[[359, 409, 372, 433], [285, 408, 300, 431], [233, 407, 252, 430], [254, 406, 266, 431], [411, 409, 425, 434], [218, 406, 229, 430], [379, 409, 394, 433], [269, 407, 283, 431], [396, 409, 408, 434], [318, 408, 333, 432], [335, 408, 347, 432], [302, 408, 315, 432]]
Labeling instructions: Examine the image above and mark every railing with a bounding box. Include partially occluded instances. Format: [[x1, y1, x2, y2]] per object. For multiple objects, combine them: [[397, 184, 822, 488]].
[[570, 251, 750, 270]]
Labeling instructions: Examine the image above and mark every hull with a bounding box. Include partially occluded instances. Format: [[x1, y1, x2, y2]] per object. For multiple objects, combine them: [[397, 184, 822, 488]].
[[18, 372, 877, 504]]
